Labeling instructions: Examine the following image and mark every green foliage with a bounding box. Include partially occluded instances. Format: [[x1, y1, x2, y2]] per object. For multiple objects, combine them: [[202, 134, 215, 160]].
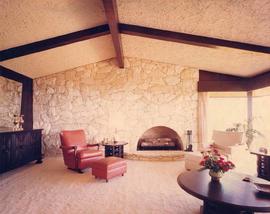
[[226, 119, 264, 148]]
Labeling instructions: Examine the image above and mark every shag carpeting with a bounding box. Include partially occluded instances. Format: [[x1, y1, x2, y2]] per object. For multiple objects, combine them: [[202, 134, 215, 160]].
[[0, 157, 201, 214]]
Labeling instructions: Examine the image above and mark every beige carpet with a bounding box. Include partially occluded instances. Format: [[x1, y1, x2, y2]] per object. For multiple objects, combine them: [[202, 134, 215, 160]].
[[0, 157, 201, 214]]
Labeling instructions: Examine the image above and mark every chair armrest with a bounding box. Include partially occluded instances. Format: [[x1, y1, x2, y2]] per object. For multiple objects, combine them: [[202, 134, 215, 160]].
[[86, 144, 100, 149], [60, 145, 78, 158]]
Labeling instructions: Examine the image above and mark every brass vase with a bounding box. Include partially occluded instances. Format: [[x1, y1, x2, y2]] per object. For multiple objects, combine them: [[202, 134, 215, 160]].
[[209, 170, 223, 182]]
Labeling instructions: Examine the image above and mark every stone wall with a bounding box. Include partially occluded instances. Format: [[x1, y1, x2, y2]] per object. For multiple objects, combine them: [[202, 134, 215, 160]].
[[33, 57, 198, 155], [0, 76, 22, 128]]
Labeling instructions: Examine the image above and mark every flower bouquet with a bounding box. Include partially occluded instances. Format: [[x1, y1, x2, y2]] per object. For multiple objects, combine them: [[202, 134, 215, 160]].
[[200, 146, 235, 181]]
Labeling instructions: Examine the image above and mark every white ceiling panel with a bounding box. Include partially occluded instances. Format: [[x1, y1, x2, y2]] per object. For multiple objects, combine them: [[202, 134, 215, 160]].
[[0, 36, 115, 78], [0, 0, 106, 50], [118, 0, 270, 46], [122, 34, 270, 77]]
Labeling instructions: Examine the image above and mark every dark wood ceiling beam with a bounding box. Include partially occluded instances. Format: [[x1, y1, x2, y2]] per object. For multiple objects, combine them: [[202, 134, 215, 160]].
[[103, 0, 124, 68], [198, 80, 249, 92], [1, 22, 269, 63], [119, 24, 270, 54], [0, 65, 32, 82], [199, 70, 246, 81], [251, 70, 270, 90], [0, 24, 110, 62], [198, 69, 270, 92]]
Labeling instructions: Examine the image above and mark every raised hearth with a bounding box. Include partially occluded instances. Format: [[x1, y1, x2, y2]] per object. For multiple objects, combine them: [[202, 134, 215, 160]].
[[137, 126, 183, 151], [124, 151, 185, 161]]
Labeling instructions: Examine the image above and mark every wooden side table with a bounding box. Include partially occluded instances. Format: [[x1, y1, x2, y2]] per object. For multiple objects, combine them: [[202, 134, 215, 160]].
[[102, 141, 128, 158], [251, 151, 270, 181]]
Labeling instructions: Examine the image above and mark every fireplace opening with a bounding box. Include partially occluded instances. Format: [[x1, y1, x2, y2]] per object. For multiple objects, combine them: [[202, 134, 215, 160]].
[[137, 126, 183, 151]]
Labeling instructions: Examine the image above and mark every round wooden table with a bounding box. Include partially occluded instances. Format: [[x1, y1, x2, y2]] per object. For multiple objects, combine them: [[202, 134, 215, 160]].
[[177, 169, 270, 214]]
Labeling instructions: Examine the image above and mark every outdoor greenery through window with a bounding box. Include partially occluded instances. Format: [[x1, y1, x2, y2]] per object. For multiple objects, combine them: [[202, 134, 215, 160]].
[[207, 90, 270, 150]]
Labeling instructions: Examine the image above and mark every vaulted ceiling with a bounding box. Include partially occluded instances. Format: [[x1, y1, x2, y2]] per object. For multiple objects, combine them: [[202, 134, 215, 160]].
[[1, 0, 270, 78]]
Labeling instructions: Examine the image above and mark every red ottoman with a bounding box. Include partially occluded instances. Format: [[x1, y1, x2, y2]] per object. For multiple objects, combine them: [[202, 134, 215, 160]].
[[92, 157, 127, 182]]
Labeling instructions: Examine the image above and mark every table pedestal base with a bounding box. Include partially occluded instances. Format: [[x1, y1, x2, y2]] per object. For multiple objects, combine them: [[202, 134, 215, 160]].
[[201, 201, 254, 214]]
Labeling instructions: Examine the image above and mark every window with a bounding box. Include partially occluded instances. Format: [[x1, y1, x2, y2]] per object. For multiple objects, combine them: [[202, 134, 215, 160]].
[[253, 87, 270, 146], [207, 92, 247, 142]]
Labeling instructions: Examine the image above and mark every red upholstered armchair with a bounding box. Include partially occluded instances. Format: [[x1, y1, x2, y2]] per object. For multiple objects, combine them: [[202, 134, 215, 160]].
[[60, 130, 103, 173]]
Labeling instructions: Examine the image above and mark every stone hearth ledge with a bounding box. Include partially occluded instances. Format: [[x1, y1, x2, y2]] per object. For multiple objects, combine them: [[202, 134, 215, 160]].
[[124, 151, 186, 161]]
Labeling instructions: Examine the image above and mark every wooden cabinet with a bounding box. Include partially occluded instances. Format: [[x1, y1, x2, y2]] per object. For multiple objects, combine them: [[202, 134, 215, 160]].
[[257, 154, 270, 181], [251, 152, 270, 181], [0, 129, 42, 173]]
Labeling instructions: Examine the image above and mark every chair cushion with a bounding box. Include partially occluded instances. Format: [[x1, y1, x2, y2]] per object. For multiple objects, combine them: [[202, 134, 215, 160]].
[[76, 149, 103, 159], [92, 157, 126, 170]]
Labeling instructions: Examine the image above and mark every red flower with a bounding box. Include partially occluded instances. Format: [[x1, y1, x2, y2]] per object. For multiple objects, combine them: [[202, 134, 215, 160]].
[[199, 147, 235, 172], [222, 166, 229, 171], [213, 149, 219, 154], [218, 160, 224, 166], [200, 160, 205, 166], [227, 161, 233, 165]]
